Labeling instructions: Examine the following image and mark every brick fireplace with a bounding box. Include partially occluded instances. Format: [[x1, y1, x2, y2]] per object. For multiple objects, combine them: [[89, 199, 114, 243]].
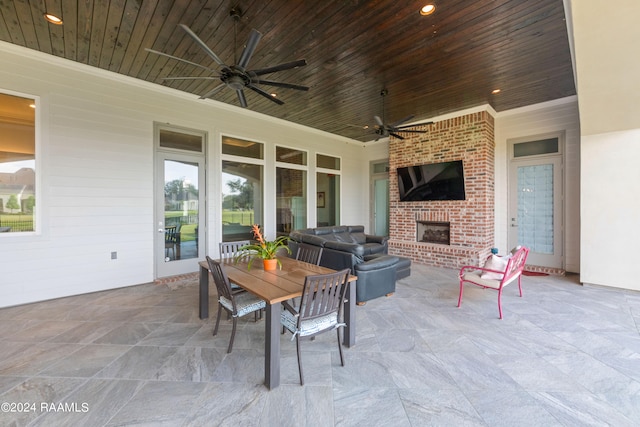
[[388, 111, 495, 269]]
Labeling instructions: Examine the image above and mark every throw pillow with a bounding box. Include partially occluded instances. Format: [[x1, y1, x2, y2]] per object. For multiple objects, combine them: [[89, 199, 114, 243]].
[[480, 255, 508, 280]]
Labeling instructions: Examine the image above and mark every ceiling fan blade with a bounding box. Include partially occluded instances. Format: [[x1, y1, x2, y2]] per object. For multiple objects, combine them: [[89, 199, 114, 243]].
[[389, 132, 405, 140], [396, 121, 434, 129], [255, 80, 309, 91], [394, 129, 428, 134], [237, 29, 262, 70], [389, 115, 414, 128], [374, 115, 384, 127], [247, 84, 285, 105], [252, 59, 307, 76], [162, 76, 218, 80], [199, 83, 227, 99], [236, 89, 248, 108], [145, 48, 219, 74], [179, 24, 226, 67]]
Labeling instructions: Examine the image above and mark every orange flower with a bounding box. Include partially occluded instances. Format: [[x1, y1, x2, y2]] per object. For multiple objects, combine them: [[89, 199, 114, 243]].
[[251, 224, 265, 246]]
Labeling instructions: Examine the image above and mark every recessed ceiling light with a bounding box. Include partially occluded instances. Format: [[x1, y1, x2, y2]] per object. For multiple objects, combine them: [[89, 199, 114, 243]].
[[29, 104, 36, 109], [420, 4, 436, 16], [44, 13, 63, 25], [271, 93, 277, 98], [492, 89, 501, 94]]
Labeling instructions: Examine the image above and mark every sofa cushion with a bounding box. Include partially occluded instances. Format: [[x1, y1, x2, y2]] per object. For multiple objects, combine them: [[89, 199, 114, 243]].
[[349, 231, 367, 244], [312, 227, 335, 237], [292, 233, 327, 247], [355, 255, 398, 271], [333, 231, 353, 243], [324, 240, 364, 257], [362, 242, 386, 255]]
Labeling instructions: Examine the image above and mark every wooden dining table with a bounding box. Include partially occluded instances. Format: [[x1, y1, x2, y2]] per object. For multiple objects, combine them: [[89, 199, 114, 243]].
[[198, 256, 357, 389]]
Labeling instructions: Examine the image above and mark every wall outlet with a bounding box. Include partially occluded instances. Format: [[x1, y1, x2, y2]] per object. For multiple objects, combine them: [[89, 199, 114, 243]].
[[111, 251, 117, 260]]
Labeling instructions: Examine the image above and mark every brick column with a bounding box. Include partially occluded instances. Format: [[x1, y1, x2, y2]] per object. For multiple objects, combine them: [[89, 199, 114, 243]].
[[388, 111, 495, 269]]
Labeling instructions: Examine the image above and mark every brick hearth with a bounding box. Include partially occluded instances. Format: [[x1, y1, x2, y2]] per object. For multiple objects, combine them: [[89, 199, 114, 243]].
[[388, 111, 495, 269]]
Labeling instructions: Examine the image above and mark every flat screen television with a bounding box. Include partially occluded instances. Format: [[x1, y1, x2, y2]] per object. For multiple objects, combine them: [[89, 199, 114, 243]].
[[397, 160, 466, 201]]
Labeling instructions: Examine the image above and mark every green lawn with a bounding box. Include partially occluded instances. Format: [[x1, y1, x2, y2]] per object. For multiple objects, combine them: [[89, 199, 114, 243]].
[[0, 214, 34, 232], [222, 210, 255, 225]]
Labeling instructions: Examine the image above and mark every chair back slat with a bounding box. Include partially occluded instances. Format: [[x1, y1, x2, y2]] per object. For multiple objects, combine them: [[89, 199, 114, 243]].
[[206, 256, 236, 312], [219, 240, 250, 259], [298, 269, 349, 323], [295, 243, 323, 265]]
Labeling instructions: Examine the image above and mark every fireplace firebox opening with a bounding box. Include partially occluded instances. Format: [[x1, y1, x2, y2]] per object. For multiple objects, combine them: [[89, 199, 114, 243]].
[[417, 221, 450, 245]]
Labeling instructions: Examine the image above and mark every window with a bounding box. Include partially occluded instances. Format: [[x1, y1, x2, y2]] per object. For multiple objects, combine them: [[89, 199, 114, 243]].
[[276, 146, 306, 165], [513, 138, 559, 158], [276, 146, 308, 235], [0, 92, 36, 233], [316, 154, 341, 227], [223, 136, 263, 159], [317, 153, 340, 170], [159, 129, 203, 152], [221, 136, 264, 242]]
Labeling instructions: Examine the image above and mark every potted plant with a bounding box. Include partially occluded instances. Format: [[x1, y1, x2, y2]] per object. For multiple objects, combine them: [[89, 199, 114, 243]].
[[235, 224, 291, 270]]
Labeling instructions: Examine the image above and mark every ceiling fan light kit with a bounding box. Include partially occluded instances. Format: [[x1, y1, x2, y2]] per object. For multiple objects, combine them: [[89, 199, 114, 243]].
[[146, 7, 308, 108]]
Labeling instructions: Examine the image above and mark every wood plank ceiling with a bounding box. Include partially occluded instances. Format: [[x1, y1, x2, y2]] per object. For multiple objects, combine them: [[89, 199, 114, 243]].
[[0, 0, 575, 142]]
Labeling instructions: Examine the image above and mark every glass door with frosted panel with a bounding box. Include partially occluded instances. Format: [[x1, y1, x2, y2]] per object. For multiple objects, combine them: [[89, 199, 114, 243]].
[[509, 157, 562, 268]]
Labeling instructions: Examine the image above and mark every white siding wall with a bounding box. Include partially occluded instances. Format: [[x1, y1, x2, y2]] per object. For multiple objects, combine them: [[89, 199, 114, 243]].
[[494, 97, 581, 272], [0, 42, 368, 307]]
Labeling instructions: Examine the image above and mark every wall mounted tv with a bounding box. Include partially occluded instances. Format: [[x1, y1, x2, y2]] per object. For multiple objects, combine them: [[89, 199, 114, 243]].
[[397, 160, 466, 201]]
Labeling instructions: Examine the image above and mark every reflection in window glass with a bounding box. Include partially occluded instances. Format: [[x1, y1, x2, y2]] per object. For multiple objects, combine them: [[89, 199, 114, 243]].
[[222, 136, 263, 159], [317, 154, 340, 170], [276, 146, 307, 165], [222, 161, 263, 241], [0, 93, 36, 233], [514, 138, 558, 157], [372, 161, 389, 174], [164, 160, 199, 261], [159, 129, 203, 152], [276, 167, 306, 236], [317, 172, 340, 227]]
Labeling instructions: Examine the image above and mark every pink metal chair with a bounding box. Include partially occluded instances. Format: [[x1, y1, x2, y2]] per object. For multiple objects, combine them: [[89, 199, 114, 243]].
[[457, 246, 529, 319]]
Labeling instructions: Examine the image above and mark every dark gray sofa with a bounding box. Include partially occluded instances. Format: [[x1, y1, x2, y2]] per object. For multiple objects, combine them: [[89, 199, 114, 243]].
[[289, 225, 388, 270], [289, 225, 411, 304]]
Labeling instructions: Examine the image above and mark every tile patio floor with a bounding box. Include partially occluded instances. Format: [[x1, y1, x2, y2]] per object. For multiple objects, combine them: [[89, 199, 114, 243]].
[[1, 263, 639, 426]]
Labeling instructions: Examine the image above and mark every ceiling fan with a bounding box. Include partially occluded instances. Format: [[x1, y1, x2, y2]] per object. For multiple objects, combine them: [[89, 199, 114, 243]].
[[374, 89, 433, 140], [145, 7, 308, 108]]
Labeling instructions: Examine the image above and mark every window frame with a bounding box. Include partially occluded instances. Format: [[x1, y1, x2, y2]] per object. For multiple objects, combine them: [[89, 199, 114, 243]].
[[0, 89, 41, 236], [220, 134, 266, 242]]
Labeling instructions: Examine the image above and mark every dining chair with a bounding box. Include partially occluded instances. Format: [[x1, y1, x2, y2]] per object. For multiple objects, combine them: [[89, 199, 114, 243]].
[[206, 256, 266, 353], [219, 240, 250, 292], [294, 242, 323, 265], [280, 268, 350, 385], [164, 225, 181, 259], [219, 240, 250, 260]]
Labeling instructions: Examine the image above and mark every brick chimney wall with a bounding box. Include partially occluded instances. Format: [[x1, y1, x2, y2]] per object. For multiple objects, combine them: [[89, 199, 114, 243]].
[[388, 111, 495, 269]]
